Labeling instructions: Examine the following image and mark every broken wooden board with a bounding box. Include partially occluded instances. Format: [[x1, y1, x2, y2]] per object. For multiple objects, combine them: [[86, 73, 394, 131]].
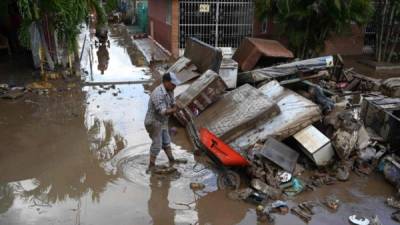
[[219, 58, 238, 89], [175, 70, 226, 108], [230, 80, 321, 151], [167, 57, 200, 84], [193, 84, 280, 143]]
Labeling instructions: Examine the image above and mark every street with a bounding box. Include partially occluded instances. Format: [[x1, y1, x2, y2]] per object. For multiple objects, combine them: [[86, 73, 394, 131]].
[[0, 24, 397, 225]]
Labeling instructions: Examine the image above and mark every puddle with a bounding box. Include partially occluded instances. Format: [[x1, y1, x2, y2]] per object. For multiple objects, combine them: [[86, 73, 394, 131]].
[[79, 24, 151, 84], [0, 24, 397, 225]]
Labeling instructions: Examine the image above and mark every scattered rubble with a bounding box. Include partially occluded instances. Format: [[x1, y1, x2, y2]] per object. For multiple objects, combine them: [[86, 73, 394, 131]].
[[256, 205, 275, 223], [160, 37, 400, 223], [392, 211, 400, 222], [270, 200, 289, 214], [387, 197, 400, 209], [259, 137, 299, 173], [26, 81, 53, 90], [251, 179, 282, 200], [324, 195, 340, 211], [1, 87, 26, 99], [291, 201, 316, 222], [381, 77, 400, 97], [189, 182, 205, 191]]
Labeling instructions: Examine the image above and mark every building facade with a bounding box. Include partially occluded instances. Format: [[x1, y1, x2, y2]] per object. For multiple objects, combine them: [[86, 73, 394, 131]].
[[149, 0, 367, 58]]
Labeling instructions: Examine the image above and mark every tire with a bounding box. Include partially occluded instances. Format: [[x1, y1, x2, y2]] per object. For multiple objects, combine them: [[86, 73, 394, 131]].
[[217, 170, 241, 190]]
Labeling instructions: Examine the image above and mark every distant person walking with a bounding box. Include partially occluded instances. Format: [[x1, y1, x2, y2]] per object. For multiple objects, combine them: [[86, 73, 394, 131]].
[[144, 73, 185, 172]]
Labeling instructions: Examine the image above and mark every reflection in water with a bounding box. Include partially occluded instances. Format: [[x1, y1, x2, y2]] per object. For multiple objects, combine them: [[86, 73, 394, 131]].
[[196, 191, 248, 225], [0, 86, 127, 212], [88, 118, 127, 160], [96, 43, 110, 75], [80, 24, 150, 83], [148, 174, 175, 225], [16, 157, 117, 205]]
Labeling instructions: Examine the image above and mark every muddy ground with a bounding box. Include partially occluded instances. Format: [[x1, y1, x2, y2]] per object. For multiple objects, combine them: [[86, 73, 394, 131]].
[[0, 24, 397, 225]]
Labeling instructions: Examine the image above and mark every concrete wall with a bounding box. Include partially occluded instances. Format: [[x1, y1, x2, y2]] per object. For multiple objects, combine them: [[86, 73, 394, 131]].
[[148, 0, 172, 52], [149, 3, 365, 58], [323, 25, 365, 55], [252, 17, 365, 56]]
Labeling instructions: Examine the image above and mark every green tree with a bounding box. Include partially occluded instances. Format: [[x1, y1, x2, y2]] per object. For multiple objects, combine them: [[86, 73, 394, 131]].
[[17, 0, 106, 53], [374, 0, 400, 63], [104, 0, 119, 14], [255, 0, 374, 59]]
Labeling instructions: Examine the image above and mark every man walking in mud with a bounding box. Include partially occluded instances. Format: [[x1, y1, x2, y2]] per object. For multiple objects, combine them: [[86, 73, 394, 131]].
[[145, 72, 186, 172]]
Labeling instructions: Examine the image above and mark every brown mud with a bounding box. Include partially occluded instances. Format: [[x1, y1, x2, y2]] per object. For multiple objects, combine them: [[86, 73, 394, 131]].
[[0, 24, 397, 225]]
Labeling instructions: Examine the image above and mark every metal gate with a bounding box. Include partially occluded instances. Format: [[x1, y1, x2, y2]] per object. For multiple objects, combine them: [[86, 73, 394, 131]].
[[179, 0, 254, 49]]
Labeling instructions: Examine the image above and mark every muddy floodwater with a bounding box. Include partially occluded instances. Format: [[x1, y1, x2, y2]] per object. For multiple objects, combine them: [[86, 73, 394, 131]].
[[0, 25, 397, 225]]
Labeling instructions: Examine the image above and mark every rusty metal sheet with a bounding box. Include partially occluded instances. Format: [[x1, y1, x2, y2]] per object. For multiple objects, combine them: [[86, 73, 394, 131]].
[[193, 84, 280, 142], [230, 80, 321, 150], [260, 137, 299, 173], [233, 38, 294, 71]]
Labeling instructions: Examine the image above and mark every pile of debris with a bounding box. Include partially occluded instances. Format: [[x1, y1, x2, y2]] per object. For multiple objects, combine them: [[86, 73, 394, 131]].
[[0, 80, 80, 100], [167, 37, 400, 223]]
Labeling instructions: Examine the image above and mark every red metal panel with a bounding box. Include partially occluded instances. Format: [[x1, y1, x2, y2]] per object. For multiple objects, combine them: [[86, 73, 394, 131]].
[[200, 128, 249, 167]]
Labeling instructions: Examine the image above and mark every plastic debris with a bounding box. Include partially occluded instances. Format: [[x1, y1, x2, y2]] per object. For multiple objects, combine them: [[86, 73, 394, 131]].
[[190, 182, 205, 190], [387, 197, 400, 209], [251, 179, 282, 199], [335, 166, 350, 181], [284, 178, 304, 196], [278, 171, 292, 183], [349, 215, 370, 225], [271, 200, 289, 214], [228, 188, 253, 201], [325, 195, 340, 210], [256, 205, 275, 223], [370, 215, 382, 225]]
